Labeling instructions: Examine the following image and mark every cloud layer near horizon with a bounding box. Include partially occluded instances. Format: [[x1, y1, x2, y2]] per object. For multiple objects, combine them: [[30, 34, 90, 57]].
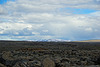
[[0, 0, 100, 41]]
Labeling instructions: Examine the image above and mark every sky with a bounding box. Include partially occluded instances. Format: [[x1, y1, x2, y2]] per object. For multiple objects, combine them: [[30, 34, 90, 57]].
[[0, 0, 100, 41]]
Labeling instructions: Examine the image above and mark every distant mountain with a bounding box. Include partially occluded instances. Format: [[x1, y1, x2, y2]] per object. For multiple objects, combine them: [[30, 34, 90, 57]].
[[74, 39, 100, 42], [0, 39, 71, 42], [35, 39, 71, 42], [47, 39, 71, 42]]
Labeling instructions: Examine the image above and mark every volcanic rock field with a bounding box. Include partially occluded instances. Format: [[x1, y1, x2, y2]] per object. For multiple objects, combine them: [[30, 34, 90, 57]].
[[0, 41, 100, 67]]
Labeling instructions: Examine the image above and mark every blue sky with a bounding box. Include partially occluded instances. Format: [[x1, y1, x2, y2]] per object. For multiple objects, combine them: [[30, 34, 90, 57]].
[[0, 0, 6, 4], [0, 0, 8, 4], [60, 8, 97, 14], [0, 0, 100, 41], [0, 0, 15, 4]]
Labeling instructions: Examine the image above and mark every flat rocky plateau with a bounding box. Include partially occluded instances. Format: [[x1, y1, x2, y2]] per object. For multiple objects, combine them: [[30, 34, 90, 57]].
[[0, 41, 100, 67]]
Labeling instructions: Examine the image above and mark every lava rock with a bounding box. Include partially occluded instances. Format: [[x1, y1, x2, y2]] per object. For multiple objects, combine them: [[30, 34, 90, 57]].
[[43, 57, 55, 67]]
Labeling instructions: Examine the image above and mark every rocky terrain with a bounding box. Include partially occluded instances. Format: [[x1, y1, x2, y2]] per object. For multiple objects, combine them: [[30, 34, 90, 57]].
[[0, 41, 100, 67]]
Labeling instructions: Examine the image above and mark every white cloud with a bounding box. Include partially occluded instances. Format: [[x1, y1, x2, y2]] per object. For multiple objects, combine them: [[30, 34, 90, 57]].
[[32, 32, 40, 35], [0, 31, 3, 34], [42, 30, 49, 32], [0, 5, 7, 15], [90, 11, 100, 16], [13, 32, 19, 35], [85, 27, 93, 32]]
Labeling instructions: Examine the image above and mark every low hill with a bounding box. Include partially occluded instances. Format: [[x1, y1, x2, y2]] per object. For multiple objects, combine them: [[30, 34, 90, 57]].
[[75, 40, 100, 42]]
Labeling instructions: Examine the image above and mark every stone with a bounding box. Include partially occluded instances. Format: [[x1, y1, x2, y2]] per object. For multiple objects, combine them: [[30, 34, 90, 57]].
[[0, 63, 6, 67], [43, 57, 55, 67], [13, 61, 27, 67], [28, 60, 41, 67]]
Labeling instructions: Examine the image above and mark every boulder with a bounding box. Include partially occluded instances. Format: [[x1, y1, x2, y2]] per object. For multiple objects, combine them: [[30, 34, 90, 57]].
[[2, 51, 17, 66], [43, 57, 55, 67], [0, 63, 6, 67]]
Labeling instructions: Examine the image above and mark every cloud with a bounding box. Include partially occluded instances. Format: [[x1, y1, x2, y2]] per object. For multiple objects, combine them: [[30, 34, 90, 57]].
[[0, 5, 7, 15], [0, 0, 100, 41], [85, 27, 93, 32], [0, 31, 3, 34]]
